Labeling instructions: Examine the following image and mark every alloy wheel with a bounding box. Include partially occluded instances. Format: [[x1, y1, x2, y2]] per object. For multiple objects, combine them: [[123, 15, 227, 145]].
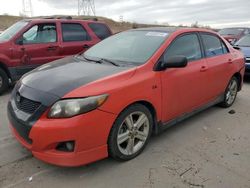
[[117, 111, 150, 156], [226, 79, 238, 105]]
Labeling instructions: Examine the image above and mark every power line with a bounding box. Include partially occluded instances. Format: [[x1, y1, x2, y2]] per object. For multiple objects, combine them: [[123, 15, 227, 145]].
[[22, 0, 33, 17], [78, 0, 96, 16]]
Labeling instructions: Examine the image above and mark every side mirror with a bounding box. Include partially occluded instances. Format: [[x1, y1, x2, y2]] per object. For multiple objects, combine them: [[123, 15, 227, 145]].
[[161, 55, 188, 70]]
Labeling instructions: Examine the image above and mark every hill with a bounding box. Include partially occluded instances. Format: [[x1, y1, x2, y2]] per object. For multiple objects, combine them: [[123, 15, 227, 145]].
[[0, 15, 164, 33]]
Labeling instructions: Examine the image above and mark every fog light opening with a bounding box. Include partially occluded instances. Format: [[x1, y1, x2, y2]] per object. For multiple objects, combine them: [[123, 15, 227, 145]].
[[56, 141, 75, 152]]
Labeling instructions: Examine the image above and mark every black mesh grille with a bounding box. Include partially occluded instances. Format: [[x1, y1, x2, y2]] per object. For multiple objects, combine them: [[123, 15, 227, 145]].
[[8, 103, 33, 144], [15, 94, 41, 114]]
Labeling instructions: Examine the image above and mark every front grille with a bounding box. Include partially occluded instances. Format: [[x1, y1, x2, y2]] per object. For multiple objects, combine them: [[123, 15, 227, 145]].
[[8, 103, 33, 144], [15, 94, 41, 114]]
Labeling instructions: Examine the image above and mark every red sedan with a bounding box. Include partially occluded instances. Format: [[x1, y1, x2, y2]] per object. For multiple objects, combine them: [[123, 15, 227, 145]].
[[8, 27, 245, 166]]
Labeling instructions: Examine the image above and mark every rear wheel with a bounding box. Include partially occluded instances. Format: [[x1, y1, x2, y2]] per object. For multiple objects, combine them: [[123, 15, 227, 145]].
[[219, 76, 238, 108], [108, 104, 153, 161], [0, 69, 9, 95]]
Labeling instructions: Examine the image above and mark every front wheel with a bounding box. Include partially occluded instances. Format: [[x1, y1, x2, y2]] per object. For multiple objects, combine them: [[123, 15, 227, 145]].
[[108, 104, 153, 161], [219, 76, 239, 108]]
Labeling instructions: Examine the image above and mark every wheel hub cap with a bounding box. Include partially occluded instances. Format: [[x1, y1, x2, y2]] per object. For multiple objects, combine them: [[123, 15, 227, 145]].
[[117, 111, 150, 156], [226, 79, 237, 105]]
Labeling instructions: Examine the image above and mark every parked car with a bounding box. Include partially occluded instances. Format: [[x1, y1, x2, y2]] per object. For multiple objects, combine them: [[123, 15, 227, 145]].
[[8, 27, 245, 167], [234, 34, 250, 76], [218, 27, 250, 44], [0, 18, 112, 94]]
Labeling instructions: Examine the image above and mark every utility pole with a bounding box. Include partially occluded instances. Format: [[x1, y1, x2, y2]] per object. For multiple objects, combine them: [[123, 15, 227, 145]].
[[22, 0, 33, 17], [78, 0, 96, 16]]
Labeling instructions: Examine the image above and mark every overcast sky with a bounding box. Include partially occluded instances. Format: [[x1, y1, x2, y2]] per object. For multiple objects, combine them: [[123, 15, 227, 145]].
[[0, 0, 250, 28]]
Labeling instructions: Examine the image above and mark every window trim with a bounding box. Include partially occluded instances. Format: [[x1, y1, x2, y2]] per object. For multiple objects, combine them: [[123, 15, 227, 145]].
[[154, 32, 204, 71], [61, 22, 91, 42], [199, 32, 230, 58], [18, 23, 58, 45]]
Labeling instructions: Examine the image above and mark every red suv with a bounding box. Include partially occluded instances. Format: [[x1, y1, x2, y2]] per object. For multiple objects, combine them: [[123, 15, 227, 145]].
[[0, 18, 112, 94], [8, 28, 245, 167]]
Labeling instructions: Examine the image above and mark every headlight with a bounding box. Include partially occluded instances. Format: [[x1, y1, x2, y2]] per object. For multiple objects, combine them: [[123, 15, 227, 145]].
[[48, 94, 108, 118]]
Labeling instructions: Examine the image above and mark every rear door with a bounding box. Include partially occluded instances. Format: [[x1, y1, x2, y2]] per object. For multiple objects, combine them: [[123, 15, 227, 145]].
[[59, 22, 96, 56], [200, 33, 234, 99], [160, 33, 210, 122], [14, 22, 60, 70]]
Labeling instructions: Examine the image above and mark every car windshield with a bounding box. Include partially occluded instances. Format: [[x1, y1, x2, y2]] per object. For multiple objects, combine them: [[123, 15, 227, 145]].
[[83, 30, 169, 65], [218, 28, 244, 36], [235, 35, 250, 47], [0, 21, 29, 42]]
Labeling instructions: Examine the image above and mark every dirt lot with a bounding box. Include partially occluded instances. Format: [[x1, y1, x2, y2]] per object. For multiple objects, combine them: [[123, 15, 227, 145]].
[[0, 79, 250, 188]]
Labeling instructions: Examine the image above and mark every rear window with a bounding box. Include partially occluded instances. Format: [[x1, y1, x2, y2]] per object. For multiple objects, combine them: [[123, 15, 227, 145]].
[[61, 23, 90, 42], [88, 23, 111, 40]]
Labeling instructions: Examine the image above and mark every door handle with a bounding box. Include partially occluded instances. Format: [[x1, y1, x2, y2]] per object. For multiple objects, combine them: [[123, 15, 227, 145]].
[[200, 65, 208, 72], [83, 44, 90, 49], [228, 59, 233, 64], [47, 46, 58, 51]]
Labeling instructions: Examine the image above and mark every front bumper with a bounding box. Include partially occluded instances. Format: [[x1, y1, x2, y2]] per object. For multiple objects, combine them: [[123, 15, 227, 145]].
[[8, 83, 117, 167], [9, 107, 117, 167]]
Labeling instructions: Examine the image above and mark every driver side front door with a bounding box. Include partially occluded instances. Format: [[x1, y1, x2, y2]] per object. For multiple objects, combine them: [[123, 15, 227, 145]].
[[13, 23, 61, 76], [160, 33, 210, 123]]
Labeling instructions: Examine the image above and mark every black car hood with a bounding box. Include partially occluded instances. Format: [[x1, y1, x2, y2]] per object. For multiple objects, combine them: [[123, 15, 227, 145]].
[[21, 56, 131, 98]]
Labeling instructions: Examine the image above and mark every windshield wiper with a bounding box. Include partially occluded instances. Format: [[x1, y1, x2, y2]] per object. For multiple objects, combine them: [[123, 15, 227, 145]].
[[100, 58, 120, 67], [81, 55, 120, 67]]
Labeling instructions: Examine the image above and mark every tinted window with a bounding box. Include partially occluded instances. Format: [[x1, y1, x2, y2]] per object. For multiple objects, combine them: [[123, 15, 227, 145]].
[[22, 23, 57, 44], [62, 23, 90, 42], [164, 34, 202, 61], [201, 34, 226, 57], [88, 23, 111, 40]]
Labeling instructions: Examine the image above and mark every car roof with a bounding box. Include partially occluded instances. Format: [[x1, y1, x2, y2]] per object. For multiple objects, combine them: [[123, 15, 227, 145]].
[[131, 27, 215, 34], [23, 18, 102, 24], [220, 27, 250, 30]]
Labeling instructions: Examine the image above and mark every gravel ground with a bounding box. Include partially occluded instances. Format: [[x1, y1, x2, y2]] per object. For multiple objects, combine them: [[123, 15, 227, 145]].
[[0, 79, 250, 188]]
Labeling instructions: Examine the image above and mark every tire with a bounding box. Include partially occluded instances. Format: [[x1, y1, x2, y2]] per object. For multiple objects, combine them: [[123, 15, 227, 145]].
[[108, 104, 153, 161], [0, 68, 9, 95], [219, 76, 239, 108]]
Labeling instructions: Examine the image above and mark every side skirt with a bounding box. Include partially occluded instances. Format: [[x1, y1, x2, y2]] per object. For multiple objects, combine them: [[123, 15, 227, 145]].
[[156, 94, 224, 134]]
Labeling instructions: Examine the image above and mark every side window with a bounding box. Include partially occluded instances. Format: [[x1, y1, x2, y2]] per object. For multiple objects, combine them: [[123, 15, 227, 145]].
[[61, 23, 90, 42], [88, 23, 111, 40], [22, 24, 57, 44], [201, 34, 227, 57], [164, 34, 202, 61]]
